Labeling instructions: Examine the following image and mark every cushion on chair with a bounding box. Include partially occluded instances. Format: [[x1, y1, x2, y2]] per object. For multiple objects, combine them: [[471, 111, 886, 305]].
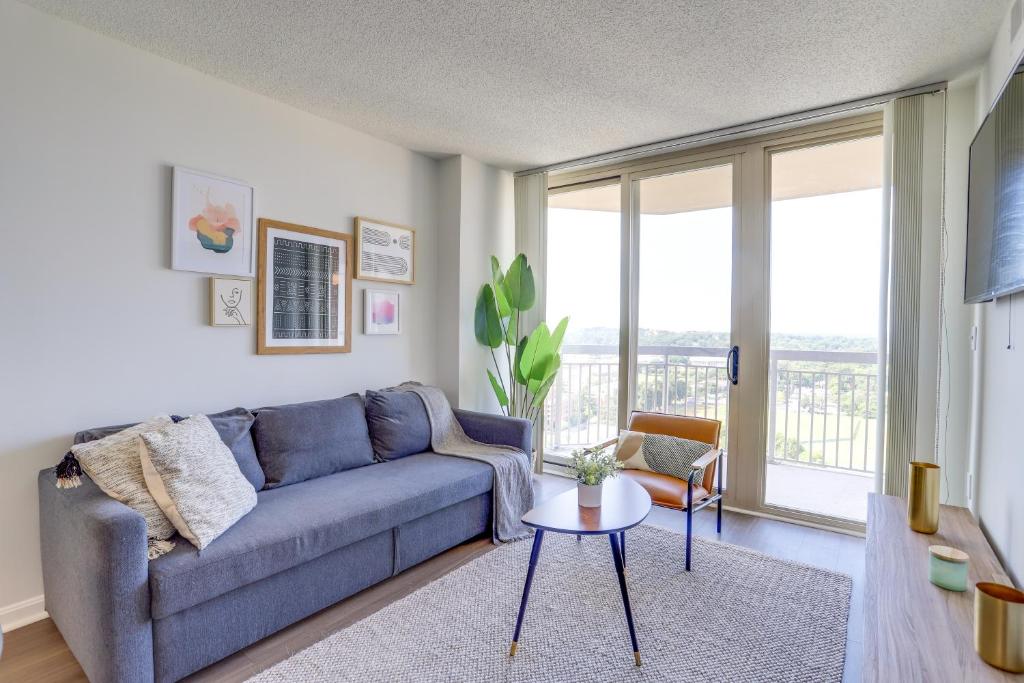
[[627, 412, 721, 491], [251, 395, 375, 488], [622, 469, 709, 510], [147, 452, 493, 619], [613, 430, 714, 482], [364, 389, 431, 461]]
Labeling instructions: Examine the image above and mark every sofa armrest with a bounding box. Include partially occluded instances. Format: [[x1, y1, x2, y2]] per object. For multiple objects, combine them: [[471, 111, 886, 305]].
[[453, 409, 532, 454], [38, 470, 154, 683]]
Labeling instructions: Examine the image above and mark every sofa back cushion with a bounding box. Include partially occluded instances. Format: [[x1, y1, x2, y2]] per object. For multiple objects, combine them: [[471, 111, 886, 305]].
[[252, 395, 374, 487], [364, 389, 432, 461], [75, 408, 265, 490]]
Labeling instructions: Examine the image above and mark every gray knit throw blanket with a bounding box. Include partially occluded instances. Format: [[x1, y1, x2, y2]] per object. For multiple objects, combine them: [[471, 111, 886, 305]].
[[399, 383, 534, 542]]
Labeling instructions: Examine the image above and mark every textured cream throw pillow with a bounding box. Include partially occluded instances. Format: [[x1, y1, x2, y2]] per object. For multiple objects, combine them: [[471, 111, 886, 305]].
[[613, 430, 647, 470], [139, 415, 257, 550], [72, 415, 177, 541]]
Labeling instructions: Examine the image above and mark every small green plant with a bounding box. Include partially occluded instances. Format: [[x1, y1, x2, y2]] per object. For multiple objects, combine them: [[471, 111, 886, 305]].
[[570, 446, 624, 486]]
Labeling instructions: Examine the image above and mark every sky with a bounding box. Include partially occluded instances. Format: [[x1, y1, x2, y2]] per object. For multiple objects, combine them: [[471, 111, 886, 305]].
[[546, 187, 883, 345]]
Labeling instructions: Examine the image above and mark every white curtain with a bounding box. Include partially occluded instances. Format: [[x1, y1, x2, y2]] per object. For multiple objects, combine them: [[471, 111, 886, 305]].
[[881, 91, 946, 497], [514, 171, 547, 471]]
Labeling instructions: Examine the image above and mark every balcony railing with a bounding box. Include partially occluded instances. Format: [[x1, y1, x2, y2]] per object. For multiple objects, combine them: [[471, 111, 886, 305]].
[[543, 345, 879, 475]]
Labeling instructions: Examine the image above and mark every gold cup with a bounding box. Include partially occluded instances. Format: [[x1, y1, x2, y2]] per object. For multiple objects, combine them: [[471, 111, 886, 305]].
[[975, 582, 1024, 673], [907, 461, 940, 533]]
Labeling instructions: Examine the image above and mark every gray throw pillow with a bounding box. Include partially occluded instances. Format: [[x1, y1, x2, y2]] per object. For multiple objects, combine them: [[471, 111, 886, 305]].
[[364, 389, 431, 461], [251, 395, 375, 488], [140, 415, 257, 550]]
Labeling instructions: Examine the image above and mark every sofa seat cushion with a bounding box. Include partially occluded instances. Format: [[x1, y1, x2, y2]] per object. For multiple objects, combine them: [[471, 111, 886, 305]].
[[148, 452, 493, 619]]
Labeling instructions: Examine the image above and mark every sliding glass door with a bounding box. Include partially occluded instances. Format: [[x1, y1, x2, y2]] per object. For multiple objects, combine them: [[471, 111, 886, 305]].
[[544, 181, 622, 466], [542, 114, 885, 529], [633, 163, 735, 449], [763, 135, 884, 522]]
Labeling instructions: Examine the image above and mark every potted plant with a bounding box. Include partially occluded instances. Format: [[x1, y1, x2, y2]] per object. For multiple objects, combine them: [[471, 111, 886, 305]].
[[474, 253, 568, 425], [571, 446, 624, 507]]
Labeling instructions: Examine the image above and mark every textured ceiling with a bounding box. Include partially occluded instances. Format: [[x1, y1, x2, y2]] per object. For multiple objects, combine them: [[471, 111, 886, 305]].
[[24, 0, 1008, 171]]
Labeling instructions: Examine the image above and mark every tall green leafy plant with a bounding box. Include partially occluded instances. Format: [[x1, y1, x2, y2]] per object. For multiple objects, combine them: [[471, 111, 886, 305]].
[[474, 253, 568, 424]]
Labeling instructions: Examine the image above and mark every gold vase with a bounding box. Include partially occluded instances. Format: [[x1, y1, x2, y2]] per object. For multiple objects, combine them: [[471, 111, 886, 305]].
[[975, 582, 1024, 673], [907, 461, 940, 533]]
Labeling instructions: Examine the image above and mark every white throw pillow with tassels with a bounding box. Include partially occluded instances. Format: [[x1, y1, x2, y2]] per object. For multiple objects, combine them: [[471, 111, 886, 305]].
[[71, 415, 179, 556], [139, 415, 257, 550]]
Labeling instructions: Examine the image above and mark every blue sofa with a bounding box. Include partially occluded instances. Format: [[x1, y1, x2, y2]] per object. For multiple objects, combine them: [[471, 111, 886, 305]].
[[37, 401, 529, 683]]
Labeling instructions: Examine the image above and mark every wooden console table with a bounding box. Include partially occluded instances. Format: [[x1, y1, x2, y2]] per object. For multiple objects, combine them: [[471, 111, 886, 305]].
[[865, 493, 1020, 681]]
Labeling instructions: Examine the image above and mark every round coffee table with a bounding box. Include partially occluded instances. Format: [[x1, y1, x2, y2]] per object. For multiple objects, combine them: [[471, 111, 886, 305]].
[[509, 476, 652, 666]]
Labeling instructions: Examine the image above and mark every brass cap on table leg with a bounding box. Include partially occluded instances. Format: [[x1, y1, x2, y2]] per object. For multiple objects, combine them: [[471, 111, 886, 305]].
[[634, 651, 642, 667], [509, 642, 518, 657]]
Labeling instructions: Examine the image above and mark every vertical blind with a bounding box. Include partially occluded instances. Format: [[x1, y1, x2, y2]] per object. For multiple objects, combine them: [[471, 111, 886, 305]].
[[882, 92, 945, 498], [514, 172, 547, 471]]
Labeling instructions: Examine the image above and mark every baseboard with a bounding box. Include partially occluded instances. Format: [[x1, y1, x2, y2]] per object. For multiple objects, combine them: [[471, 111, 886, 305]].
[[722, 504, 867, 538], [0, 595, 47, 632]]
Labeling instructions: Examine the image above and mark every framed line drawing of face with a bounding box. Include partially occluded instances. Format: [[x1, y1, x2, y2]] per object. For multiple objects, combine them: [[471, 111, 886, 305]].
[[172, 167, 255, 277], [256, 218, 352, 354], [364, 289, 400, 335], [210, 276, 252, 326], [354, 216, 415, 285]]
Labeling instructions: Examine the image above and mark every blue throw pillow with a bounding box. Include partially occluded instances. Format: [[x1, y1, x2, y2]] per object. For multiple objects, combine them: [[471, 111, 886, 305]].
[[364, 389, 431, 461], [251, 395, 375, 488], [205, 407, 264, 491]]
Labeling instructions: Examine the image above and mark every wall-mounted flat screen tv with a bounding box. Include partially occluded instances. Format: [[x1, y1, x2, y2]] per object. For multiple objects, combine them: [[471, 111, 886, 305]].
[[966, 71, 1024, 303]]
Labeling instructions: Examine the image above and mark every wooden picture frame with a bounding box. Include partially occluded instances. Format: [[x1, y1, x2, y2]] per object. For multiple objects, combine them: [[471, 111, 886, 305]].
[[354, 216, 416, 285], [209, 276, 252, 326], [256, 218, 352, 354]]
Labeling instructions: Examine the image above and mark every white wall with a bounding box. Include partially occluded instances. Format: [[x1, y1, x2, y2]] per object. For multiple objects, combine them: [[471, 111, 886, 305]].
[[935, 75, 980, 508], [435, 156, 515, 413], [0, 0, 444, 628], [436, 158, 463, 401], [980, 0, 1024, 119], [457, 157, 515, 412]]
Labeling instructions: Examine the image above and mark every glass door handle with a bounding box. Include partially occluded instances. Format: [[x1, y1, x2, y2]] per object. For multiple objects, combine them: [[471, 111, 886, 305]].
[[726, 346, 739, 385]]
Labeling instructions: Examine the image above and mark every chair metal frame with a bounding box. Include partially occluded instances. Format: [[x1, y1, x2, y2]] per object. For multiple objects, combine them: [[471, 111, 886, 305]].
[[682, 446, 724, 570]]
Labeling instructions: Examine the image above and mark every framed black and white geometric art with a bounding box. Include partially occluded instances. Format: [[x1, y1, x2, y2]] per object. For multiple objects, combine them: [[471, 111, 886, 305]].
[[256, 218, 352, 354]]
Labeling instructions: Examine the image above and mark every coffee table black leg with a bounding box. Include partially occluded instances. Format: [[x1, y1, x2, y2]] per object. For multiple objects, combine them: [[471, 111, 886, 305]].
[[510, 530, 544, 657], [620, 531, 626, 568], [608, 533, 641, 666]]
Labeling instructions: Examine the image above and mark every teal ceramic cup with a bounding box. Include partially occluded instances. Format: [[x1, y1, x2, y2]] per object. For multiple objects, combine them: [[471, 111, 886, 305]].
[[928, 545, 969, 591]]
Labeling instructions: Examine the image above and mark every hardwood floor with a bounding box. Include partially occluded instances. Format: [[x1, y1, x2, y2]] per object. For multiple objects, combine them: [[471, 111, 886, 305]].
[[0, 473, 865, 682]]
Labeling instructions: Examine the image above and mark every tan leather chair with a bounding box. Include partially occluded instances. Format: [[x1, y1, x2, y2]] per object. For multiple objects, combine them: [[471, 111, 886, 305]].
[[606, 411, 725, 571]]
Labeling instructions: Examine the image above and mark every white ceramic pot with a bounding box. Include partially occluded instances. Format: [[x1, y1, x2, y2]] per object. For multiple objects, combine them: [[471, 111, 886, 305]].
[[577, 482, 603, 507]]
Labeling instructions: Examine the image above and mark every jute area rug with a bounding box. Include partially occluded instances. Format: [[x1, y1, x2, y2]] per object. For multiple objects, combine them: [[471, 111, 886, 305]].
[[248, 524, 851, 682]]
